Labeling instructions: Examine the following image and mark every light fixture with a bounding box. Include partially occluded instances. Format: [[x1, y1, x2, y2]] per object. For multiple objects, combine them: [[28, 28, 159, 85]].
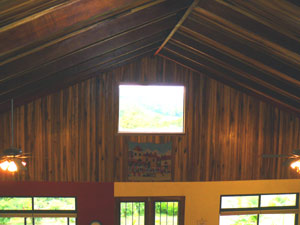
[[0, 99, 28, 173], [0, 161, 9, 171], [290, 160, 300, 174], [0, 160, 18, 172]]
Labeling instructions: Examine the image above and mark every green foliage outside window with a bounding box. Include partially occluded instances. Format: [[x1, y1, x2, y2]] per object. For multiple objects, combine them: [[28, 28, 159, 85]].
[[0, 197, 76, 224], [220, 194, 297, 225], [155, 202, 178, 225], [221, 196, 258, 209], [118, 85, 184, 133], [119, 106, 183, 131], [219, 215, 257, 225], [0, 197, 32, 210], [260, 194, 296, 207], [34, 197, 76, 210], [120, 202, 145, 225]]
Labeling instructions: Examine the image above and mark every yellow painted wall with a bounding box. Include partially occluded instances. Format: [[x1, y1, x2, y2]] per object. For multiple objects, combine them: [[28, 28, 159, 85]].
[[115, 180, 300, 225]]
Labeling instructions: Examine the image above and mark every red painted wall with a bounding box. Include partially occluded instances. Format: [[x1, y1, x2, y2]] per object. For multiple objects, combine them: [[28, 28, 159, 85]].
[[0, 182, 114, 225]]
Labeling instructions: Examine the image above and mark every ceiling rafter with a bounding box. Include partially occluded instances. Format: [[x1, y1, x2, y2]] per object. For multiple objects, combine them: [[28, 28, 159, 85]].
[[0, 0, 191, 112], [158, 0, 300, 116]]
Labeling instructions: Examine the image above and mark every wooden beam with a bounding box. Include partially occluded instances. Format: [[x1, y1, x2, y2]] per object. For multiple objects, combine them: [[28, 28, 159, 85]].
[[215, 0, 300, 40], [0, 40, 162, 106], [170, 33, 300, 102], [181, 16, 300, 85], [0, 29, 170, 98], [154, 0, 198, 55], [0, 49, 158, 113], [194, 2, 300, 64], [0, 0, 67, 27], [0, 0, 188, 78], [159, 50, 300, 117], [0, 0, 153, 55], [160, 44, 300, 114]]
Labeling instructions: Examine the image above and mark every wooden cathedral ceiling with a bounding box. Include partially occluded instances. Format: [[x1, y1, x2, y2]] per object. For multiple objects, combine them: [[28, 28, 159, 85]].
[[0, 0, 300, 116], [0, 0, 191, 111], [158, 0, 300, 116]]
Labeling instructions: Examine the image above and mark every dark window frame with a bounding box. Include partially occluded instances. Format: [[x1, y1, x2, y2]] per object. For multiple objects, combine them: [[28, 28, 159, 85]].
[[220, 193, 299, 212], [115, 196, 185, 225], [0, 196, 77, 225], [117, 83, 187, 135], [219, 193, 299, 225]]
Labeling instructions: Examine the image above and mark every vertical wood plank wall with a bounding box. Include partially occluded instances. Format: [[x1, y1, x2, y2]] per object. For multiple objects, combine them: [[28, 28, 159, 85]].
[[0, 55, 299, 182]]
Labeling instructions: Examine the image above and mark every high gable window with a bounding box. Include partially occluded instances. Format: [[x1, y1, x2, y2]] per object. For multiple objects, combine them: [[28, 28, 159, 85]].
[[118, 85, 185, 133]]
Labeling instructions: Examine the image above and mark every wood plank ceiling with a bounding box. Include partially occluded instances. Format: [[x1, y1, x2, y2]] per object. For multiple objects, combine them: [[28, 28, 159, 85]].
[[0, 0, 191, 112], [0, 0, 299, 116], [158, 0, 300, 116]]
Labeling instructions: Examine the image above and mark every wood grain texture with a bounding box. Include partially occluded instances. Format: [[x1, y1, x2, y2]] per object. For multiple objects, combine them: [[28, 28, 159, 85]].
[[0, 0, 150, 55], [0, 0, 190, 113], [0, 55, 299, 182], [159, 0, 300, 115], [0, 0, 68, 28]]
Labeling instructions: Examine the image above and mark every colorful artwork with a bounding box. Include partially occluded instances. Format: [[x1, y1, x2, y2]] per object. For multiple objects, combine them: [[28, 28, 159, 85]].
[[128, 142, 172, 181]]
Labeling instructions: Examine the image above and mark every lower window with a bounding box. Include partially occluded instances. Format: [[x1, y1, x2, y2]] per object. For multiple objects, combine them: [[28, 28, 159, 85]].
[[116, 197, 185, 225], [0, 217, 76, 225], [220, 214, 296, 225], [0, 197, 77, 225], [219, 194, 299, 225]]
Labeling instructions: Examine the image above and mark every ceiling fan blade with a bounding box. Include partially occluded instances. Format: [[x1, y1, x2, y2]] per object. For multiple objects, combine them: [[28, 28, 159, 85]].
[[262, 154, 291, 158], [3, 147, 22, 156], [17, 156, 30, 159]]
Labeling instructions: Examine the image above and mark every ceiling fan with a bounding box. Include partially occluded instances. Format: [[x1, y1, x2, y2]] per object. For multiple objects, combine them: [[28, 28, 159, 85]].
[[263, 149, 300, 173], [0, 99, 29, 172]]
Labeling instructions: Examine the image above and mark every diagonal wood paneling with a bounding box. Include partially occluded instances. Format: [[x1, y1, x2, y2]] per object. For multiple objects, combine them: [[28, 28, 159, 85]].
[[0, 56, 299, 182], [0, 0, 154, 55], [0, 0, 68, 28], [0, 0, 191, 112], [158, 0, 300, 116]]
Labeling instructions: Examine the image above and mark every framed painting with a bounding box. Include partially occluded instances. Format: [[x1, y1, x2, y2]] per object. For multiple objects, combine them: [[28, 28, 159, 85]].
[[128, 142, 172, 181]]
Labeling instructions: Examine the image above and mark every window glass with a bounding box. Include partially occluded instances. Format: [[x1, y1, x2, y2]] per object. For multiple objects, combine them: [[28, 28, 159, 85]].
[[155, 201, 178, 225], [0, 217, 25, 225], [120, 202, 145, 225], [0, 197, 76, 225], [34, 217, 68, 225], [219, 215, 257, 225], [118, 85, 185, 133], [69, 217, 76, 225], [221, 196, 259, 209], [34, 197, 76, 210], [259, 214, 295, 225], [26, 218, 33, 225], [260, 194, 297, 207], [0, 197, 32, 210]]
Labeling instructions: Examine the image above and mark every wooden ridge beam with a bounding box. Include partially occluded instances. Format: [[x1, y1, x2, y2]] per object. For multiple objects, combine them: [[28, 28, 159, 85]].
[[155, 0, 198, 55]]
